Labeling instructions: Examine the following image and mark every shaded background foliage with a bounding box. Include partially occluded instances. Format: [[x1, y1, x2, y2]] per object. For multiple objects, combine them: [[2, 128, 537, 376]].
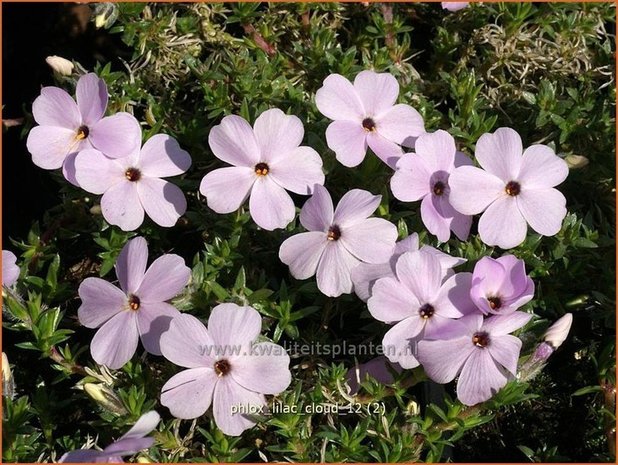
[[2, 2, 616, 462]]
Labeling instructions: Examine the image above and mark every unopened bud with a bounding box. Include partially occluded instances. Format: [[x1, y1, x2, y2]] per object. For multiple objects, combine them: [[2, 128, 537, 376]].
[[565, 155, 589, 169], [544, 313, 573, 349], [45, 56, 74, 76], [83, 383, 127, 415]]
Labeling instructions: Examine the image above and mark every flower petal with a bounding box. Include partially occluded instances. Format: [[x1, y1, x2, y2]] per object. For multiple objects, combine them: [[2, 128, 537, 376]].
[[517, 188, 567, 237], [212, 376, 266, 436], [366, 132, 404, 168], [518, 145, 568, 189], [325, 120, 368, 168], [391, 155, 431, 202], [207, 303, 262, 349], [249, 176, 296, 230], [119, 411, 160, 440], [395, 250, 442, 303], [456, 348, 508, 405], [433, 272, 475, 318], [375, 104, 424, 148], [208, 115, 261, 167], [381, 317, 424, 369], [100, 181, 145, 231], [483, 311, 532, 336], [115, 237, 148, 295], [76, 73, 108, 126], [89, 112, 142, 158], [448, 166, 504, 215], [103, 438, 154, 457], [90, 311, 139, 370], [137, 253, 190, 303], [279, 231, 326, 280], [414, 129, 456, 172], [316, 242, 360, 297], [487, 334, 521, 376], [138, 134, 191, 177], [475, 127, 523, 181], [333, 189, 381, 227], [367, 277, 419, 323], [231, 342, 291, 394], [353, 70, 398, 116], [26, 126, 79, 170], [315, 74, 365, 121], [136, 302, 181, 355], [420, 194, 452, 243], [478, 195, 528, 249], [74, 149, 124, 194], [253, 109, 304, 162], [268, 146, 324, 195], [161, 367, 217, 419], [137, 177, 187, 228], [32, 87, 80, 129], [77, 278, 126, 328], [299, 184, 334, 232], [160, 313, 217, 368], [59, 450, 108, 463], [2, 251, 19, 287], [199, 167, 256, 214], [417, 336, 473, 383], [350, 262, 393, 302], [340, 218, 397, 264]]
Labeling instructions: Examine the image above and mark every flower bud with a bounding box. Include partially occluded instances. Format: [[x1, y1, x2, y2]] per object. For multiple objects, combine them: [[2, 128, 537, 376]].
[[544, 313, 573, 349], [565, 154, 589, 169], [45, 56, 74, 76], [83, 383, 127, 415]]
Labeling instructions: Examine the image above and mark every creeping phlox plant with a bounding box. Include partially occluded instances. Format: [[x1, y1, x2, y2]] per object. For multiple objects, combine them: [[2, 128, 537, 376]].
[[3, 3, 613, 462]]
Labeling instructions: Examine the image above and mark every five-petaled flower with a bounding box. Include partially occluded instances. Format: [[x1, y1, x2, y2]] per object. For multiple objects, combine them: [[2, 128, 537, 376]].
[[315, 70, 425, 168], [449, 127, 569, 249], [417, 311, 532, 405], [200, 108, 325, 231], [391, 130, 473, 242], [26, 73, 141, 186], [74, 134, 191, 231], [78, 237, 190, 369], [279, 185, 398, 297], [160, 303, 291, 436]]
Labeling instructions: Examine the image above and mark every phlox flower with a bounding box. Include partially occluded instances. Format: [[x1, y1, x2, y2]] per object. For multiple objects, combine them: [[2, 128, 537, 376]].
[[200, 108, 325, 230], [442, 2, 469, 11], [2, 250, 19, 287], [279, 185, 398, 297], [26, 73, 141, 185], [78, 237, 190, 369], [60, 411, 160, 463], [346, 357, 402, 395], [160, 304, 291, 436], [367, 250, 476, 369], [391, 130, 473, 242], [351, 232, 466, 302], [74, 134, 191, 231], [315, 70, 425, 168], [417, 311, 532, 405], [449, 127, 569, 249], [470, 255, 534, 315]]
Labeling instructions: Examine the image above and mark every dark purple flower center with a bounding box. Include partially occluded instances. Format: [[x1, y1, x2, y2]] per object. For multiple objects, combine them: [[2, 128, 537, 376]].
[[128, 294, 141, 311], [487, 296, 502, 310], [214, 359, 231, 377], [125, 168, 142, 182], [362, 118, 376, 132], [76, 125, 89, 140], [419, 303, 435, 319], [327, 225, 341, 241], [255, 162, 269, 176], [472, 331, 490, 348], [505, 181, 521, 196], [433, 181, 446, 196]]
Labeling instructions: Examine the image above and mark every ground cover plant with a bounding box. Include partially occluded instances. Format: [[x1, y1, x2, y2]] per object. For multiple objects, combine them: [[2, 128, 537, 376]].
[[2, 2, 616, 462]]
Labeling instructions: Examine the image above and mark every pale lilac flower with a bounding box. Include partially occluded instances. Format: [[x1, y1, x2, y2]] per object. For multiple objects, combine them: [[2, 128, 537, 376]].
[[470, 255, 534, 315], [60, 411, 160, 463], [78, 237, 190, 369], [351, 233, 466, 302], [279, 185, 397, 297], [315, 70, 425, 168], [368, 250, 476, 369], [391, 130, 473, 242], [442, 2, 469, 11], [74, 134, 191, 231], [160, 304, 291, 436], [417, 311, 532, 405], [26, 73, 141, 185], [449, 128, 569, 249], [346, 357, 402, 395], [544, 313, 573, 349], [200, 108, 324, 231], [2, 250, 19, 287]]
